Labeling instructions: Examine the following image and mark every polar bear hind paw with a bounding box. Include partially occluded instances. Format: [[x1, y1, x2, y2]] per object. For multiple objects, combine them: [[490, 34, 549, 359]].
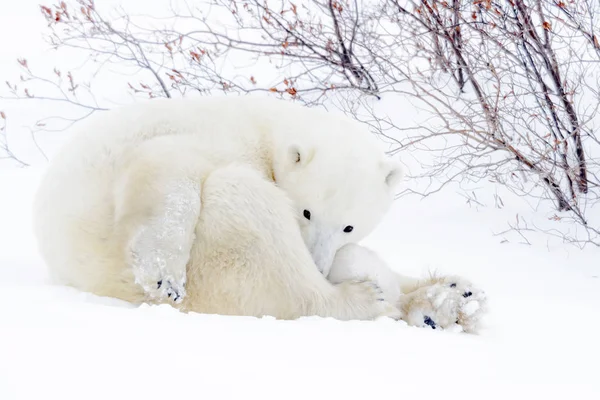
[[398, 276, 487, 333], [129, 249, 188, 304], [126, 179, 201, 304], [156, 279, 185, 303], [128, 222, 192, 304]]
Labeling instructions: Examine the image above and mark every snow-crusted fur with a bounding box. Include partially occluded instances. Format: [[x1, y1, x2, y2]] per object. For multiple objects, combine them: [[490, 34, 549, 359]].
[[329, 244, 488, 333], [33, 96, 402, 320]]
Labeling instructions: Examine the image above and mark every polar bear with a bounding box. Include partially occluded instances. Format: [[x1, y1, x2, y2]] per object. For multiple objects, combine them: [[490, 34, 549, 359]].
[[161, 164, 487, 329], [33, 95, 403, 320], [329, 244, 488, 333], [167, 163, 399, 320]]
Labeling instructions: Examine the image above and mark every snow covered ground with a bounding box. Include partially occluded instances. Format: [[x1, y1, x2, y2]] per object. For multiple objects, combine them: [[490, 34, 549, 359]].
[[1, 1, 599, 400], [1, 166, 599, 400]]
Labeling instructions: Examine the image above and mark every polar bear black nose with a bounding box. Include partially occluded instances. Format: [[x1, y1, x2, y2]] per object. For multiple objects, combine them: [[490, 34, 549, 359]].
[[303, 210, 311, 220]]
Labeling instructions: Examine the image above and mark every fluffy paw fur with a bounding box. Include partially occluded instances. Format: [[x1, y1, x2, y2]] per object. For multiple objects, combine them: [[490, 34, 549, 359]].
[[127, 181, 201, 303], [337, 280, 402, 320], [129, 223, 189, 303], [398, 276, 487, 333]]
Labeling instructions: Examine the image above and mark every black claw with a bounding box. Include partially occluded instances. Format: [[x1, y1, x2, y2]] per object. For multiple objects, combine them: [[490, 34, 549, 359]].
[[450, 283, 457, 288], [157, 280, 163, 289], [167, 292, 172, 298], [463, 291, 473, 298], [456, 319, 460, 324], [424, 316, 436, 329]]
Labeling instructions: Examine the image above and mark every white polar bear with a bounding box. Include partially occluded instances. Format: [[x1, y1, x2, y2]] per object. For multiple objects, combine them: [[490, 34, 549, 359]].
[[33, 95, 404, 320], [329, 245, 488, 333]]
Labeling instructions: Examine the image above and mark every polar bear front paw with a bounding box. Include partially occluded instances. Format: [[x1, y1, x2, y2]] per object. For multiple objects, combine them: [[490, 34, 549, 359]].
[[398, 276, 487, 333], [338, 280, 402, 320]]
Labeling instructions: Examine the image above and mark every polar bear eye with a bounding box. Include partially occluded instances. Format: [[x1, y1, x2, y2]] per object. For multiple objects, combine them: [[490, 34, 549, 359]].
[[303, 210, 311, 220], [343, 225, 354, 233]]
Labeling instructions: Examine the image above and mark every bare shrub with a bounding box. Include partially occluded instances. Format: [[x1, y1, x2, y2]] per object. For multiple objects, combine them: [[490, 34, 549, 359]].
[[3, 0, 600, 246], [0, 111, 26, 167]]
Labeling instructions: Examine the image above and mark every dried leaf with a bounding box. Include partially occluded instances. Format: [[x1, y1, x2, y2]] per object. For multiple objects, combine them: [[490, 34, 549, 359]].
[[40, 6, 52, 17], [190, 51, 201, 62]]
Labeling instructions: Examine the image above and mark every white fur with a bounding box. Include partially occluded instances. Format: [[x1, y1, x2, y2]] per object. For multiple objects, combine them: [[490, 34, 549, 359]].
[[329, 244, 488, 333], [33, 96, 402, 320]]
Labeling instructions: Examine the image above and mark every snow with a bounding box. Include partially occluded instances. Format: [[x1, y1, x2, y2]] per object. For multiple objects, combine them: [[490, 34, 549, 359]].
[[1, 1, 600, 400], [1, 166, 599, 400]]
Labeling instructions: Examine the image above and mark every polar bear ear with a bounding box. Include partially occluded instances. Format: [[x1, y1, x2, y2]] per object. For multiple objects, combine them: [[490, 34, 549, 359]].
[[383, 161, 404, 189], [288, 144, 315, 167]]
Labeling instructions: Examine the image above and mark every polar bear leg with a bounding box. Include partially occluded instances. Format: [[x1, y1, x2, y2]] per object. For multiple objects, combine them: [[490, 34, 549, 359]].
[[190, 164, 401, 321], [113, 136, 210, 303], [328, 243, 420, 305], [329, 244, 487, 332]]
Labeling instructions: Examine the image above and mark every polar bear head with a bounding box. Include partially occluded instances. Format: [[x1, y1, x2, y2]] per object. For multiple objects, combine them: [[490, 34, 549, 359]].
[[272, 115, 403, 277]]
